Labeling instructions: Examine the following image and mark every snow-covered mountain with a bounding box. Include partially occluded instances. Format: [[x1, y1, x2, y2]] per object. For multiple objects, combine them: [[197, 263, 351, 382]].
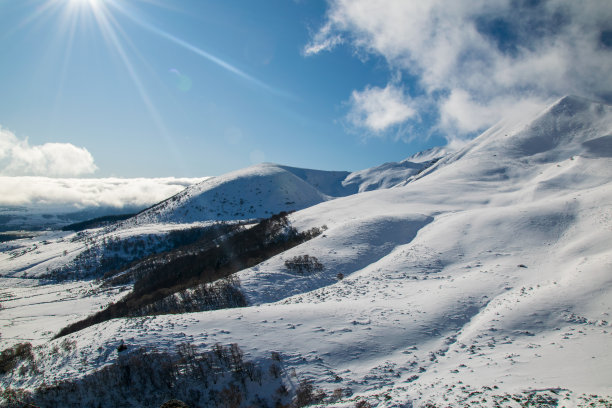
[[1, 96, 611, 407], [130, 164, 334, 224], [341, 147, 448, 193], [129, 151, 449, 225]]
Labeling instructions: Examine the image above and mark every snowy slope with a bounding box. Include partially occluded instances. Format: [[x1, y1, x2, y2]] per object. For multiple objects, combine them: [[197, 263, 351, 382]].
[[0, 277, 128, 350], [233, 95, 612, 404], [415, 95, 612, 183], [128, 157, 449, 226], [342, 146, 450, 193], [0, 222, 218, 280], [129, 164, 335, 225], [275, 165, 356, 197], [1, 96, 611, 407], [0, 157, 447, 281]]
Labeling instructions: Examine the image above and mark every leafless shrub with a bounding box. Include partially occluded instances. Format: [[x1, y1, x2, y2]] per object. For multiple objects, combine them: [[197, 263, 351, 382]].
[[285, 255, 324, 274]]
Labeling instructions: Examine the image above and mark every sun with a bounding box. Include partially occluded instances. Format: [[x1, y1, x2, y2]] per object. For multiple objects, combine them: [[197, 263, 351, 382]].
[[68, 0, 101, 10]]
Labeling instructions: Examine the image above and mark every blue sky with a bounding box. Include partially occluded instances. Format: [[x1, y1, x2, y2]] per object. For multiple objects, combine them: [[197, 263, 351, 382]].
[[0, 0, 441, 177], [1, 0, 610, 179]]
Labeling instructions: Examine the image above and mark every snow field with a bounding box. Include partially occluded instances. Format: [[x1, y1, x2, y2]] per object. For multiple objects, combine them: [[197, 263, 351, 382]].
[[1, 96, 611, 406]]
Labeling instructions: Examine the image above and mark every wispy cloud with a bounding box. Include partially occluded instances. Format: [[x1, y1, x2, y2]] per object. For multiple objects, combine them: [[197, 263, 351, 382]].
[[0, 176, 208, 210], [303, 21, 344, 56], [307, 0, 612, 138], [0, 128, 97, 177]]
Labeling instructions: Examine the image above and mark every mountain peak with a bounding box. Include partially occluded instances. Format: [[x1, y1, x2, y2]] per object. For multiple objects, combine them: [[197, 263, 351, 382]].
[[546, 94, 607, 117]]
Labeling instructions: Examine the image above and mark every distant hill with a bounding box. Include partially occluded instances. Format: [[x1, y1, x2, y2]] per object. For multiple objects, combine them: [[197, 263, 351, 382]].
[[129, 151, 450, 226], [61, 213, 137, 232]]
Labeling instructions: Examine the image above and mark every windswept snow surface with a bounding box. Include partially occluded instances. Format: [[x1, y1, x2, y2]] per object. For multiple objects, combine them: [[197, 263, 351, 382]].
[[0, 278, 129, 350], [1, 96, 612, 406]]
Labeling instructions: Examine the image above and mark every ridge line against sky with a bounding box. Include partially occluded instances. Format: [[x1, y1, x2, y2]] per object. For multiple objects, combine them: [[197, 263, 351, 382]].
[[0, 0, 610, 183]]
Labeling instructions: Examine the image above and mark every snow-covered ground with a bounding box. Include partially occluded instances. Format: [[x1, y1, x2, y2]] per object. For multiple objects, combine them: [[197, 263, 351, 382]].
[[0, 222, 220, 280], [0, 278, 129, 350], [1, 96, 611, 407]]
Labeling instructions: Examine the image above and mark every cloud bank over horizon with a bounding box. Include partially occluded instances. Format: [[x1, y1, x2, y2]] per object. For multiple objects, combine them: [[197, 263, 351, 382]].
[[0, 126, 209, 212], [0, 128, 98, 177], [306, 0, 612, 138], [0, 176, 209, 211]]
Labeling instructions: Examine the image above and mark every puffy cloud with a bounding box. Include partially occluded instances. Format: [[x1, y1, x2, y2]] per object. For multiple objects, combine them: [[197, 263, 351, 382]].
[[347, 84, 416, 133], [0, 176, 209, 210], [0, 128, 97, 176], [307, 0, 612, 136]]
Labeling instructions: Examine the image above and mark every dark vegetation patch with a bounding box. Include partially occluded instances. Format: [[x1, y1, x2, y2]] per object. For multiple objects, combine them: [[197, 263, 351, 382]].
[[0, 343, 34, 375], [422, 387, 612, 408], [55, 213, 324, 338], [44, 223, 238, 281], [160, 400, 190, 408], [130, 276, 246, 317], [292, 379, 327, 407], [61, 213, 137, 232], [0, 342, 300, 408], [284, 255, 324, 274], [0, 232, 37, 243]]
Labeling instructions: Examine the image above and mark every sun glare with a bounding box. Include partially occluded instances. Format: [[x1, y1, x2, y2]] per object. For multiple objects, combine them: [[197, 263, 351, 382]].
[[14, 0, 281, 168], [68, 0, 101, 10]]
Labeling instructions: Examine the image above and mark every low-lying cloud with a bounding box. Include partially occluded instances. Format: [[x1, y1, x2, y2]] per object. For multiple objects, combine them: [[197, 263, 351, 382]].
[[307, 0, 612, 137], [0, 176, 208, 211], [0, 128, 98, 177]]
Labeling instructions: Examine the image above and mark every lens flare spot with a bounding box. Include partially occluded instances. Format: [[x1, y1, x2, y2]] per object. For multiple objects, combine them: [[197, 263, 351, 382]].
[[169, 68, 193, 92]]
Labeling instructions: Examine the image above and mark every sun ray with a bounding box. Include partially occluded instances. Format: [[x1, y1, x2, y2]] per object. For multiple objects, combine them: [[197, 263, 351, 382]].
[[1, 0, 60, 41], [51, 3, 80, 120], [85, 0, 188, 174], [107, 1, 292, 98], [3, 0, 291, 177]]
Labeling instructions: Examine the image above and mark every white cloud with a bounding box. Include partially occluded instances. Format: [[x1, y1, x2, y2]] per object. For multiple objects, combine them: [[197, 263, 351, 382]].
[[440, 90, 545, 134], [347, 84, 416, 133], [308, 0, 612, 137], [303, 21, 344, 56], [0, 176, 209, 210], [0, 128, 98, 176], [0, 129, 208, 213]]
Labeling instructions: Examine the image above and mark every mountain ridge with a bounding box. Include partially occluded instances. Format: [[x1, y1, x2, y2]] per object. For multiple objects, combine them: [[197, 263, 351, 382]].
[[129, 152, 451, 226]]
